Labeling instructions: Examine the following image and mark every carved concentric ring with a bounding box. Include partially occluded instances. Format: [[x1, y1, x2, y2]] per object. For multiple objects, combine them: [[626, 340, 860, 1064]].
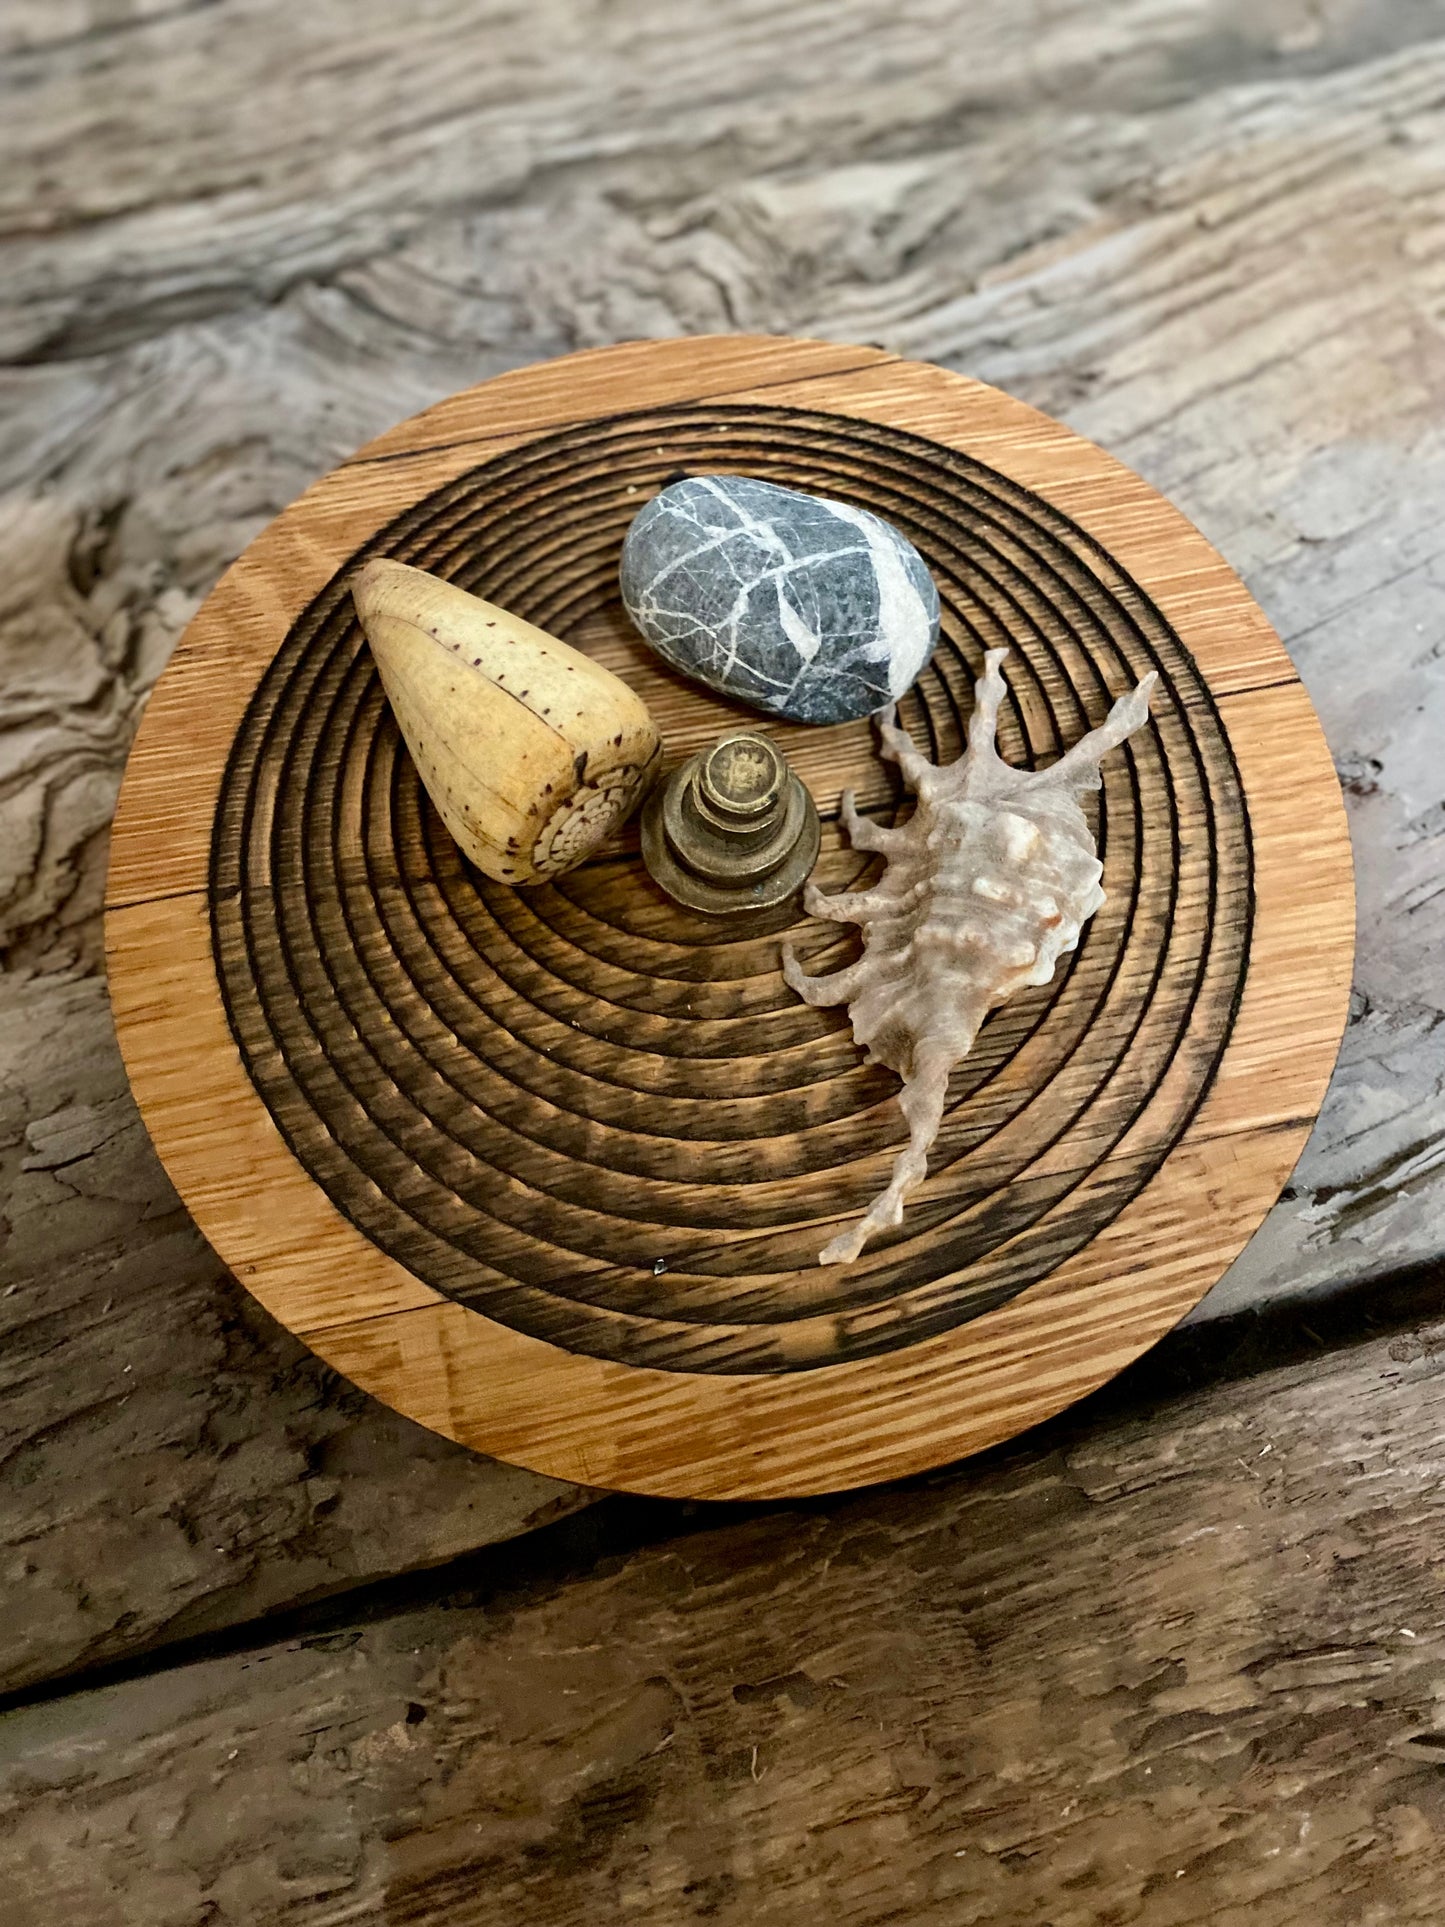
[[210, 404, 1250, 1375]]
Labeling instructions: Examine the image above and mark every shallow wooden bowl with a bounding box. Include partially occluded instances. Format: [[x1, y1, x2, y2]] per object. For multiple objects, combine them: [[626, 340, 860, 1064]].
[[105, 337, 1354, 1498]]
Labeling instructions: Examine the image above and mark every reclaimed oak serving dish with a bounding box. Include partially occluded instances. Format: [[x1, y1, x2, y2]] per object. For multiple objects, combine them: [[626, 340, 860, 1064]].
[[105, 337, 1355, 1500]]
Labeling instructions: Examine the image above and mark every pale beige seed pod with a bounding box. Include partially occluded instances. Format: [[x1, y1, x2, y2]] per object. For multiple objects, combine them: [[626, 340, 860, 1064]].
[[351, 560, 661, 884]]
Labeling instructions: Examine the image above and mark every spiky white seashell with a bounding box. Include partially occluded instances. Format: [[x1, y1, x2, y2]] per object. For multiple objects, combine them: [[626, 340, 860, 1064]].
[[783, 648, 1156, 1266]]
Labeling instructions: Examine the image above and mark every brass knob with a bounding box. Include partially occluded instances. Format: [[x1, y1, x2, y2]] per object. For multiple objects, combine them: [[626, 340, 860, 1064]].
[[641, 733, 821, 915]]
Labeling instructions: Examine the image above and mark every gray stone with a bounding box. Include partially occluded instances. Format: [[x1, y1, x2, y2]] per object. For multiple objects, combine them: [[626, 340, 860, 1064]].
[[619, 475, 940, 724]]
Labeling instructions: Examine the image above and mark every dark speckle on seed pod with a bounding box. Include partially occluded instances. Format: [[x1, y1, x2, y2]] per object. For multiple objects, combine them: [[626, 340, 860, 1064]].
[[619, 475, 940, 725]]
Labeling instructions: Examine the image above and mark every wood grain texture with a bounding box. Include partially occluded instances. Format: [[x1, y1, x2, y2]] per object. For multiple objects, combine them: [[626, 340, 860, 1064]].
[[0, 502, 589, 1705], [4, 0, 1443, 1680], [105, 338, 1353, 1496], [6, 1301, 1445, 1926]]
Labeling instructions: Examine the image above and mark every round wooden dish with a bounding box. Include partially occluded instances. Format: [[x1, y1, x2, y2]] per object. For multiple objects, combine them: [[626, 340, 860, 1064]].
[[105, 337, 1354, 1500]]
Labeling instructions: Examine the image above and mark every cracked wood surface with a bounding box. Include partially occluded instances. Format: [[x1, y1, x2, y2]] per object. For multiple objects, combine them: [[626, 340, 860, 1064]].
[[5, 1304, 1445, 1924], [1, 0, 1443, 1702]]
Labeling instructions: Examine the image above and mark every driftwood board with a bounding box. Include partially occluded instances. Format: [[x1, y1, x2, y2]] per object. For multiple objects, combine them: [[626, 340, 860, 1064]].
[[105, 336, 1354, 1499], [7, 1303, 1445, 1927]]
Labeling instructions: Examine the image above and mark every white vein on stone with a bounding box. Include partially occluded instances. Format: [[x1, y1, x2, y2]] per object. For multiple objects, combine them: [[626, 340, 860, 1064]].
[[813, 493, 936, 696]]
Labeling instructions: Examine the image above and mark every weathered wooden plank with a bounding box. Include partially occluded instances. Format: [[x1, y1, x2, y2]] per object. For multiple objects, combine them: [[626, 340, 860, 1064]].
[[0, 960, 589, 1695], [0, 465, 590, 1694], [3, 0, 1444, 1689], [4, 1302, 1445, 1925], [5, 0, 1436, 363]]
